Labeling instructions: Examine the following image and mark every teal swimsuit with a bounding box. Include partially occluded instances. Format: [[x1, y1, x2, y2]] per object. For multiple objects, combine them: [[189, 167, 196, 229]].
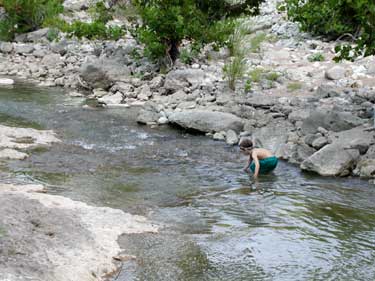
[[249, 156, 278, 174]]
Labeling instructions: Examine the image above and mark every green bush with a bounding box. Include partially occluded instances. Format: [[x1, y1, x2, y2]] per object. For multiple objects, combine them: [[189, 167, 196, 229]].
[[307, 52, 325, 62], [0, 0, 63, 41], [285, 0, 375, 59], [134, 0, 264, 62]]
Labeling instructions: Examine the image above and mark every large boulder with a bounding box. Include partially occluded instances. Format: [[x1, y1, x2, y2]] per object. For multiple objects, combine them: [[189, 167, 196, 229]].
[[301, 109, 364, 134], [301, 144, 360, 176], [301, 126, 374, 176], [167, 110, 243, 133], [252, 120, 294, 153], [80, 58, 131, 90]]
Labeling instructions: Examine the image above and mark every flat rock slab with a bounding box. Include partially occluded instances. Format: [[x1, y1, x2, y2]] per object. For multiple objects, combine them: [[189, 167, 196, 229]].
[[0, 184, 157, 281], [168, 110, 244, 133], [0, 125, 61, 149], [301, 109, 364, 134], [0, 148, 28, 160]]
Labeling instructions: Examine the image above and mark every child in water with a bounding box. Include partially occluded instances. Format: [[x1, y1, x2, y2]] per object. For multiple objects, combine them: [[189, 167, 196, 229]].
[[239, 138, 278, 179]]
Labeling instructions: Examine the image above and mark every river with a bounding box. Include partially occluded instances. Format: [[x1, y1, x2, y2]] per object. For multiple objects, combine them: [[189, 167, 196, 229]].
[[0, 82, 374, 281]]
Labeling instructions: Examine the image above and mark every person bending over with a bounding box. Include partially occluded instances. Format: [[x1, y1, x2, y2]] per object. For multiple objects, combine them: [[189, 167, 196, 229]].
[[239, 138, 278, 179]]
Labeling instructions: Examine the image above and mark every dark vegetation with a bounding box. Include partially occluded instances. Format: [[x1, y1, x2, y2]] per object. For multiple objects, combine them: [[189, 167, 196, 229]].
[[283, 0, 375, 61], [133, 0, 264, 62]]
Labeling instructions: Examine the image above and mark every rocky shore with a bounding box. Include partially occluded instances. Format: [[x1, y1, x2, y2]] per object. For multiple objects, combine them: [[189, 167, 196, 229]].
[[0, 0, 374, 279], [0, 125, 157, 281], [0, 0, 374, 181]]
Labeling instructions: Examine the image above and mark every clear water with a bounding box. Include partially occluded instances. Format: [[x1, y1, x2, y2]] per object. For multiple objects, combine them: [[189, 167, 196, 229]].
[[0, 82, 374, 281]]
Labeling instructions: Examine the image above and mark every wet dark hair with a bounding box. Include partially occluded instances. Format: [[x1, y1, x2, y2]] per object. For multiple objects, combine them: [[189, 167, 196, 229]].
[[239, 138, 253, 149]]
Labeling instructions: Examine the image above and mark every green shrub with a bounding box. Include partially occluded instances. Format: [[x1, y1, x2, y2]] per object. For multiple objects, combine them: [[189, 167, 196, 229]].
[[0, 0, 63, 41], [285, 0, 375, 59], [46, 27, 59, 41], [287, 82, 302, 92], [307, 52, 325, 62], [134, 0, 264, 62], [223, 55, 246, 91]]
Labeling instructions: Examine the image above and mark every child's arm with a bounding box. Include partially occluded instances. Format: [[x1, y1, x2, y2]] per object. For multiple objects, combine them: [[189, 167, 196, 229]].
[[243, 155, 252, 171], [252, 152, 260, 179]]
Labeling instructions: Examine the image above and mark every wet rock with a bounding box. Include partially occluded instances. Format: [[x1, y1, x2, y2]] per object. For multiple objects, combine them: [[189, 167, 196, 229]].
[[226, 130, 238, 145], [0, 78, 14, 85], [301, 144, 360, 176], [168, 110, 244, 133], [98, 92, 123, 105], [356, 159, 375, 178], [213, 131, 226, 141], [0, 148, 28, 160], [137, 102, 162, 125]]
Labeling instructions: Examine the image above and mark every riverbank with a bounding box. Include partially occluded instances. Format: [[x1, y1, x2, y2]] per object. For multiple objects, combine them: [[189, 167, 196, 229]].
[[0, 183, 157, 281], [0, 124, 157, 281], [0, 0, 374, 180]]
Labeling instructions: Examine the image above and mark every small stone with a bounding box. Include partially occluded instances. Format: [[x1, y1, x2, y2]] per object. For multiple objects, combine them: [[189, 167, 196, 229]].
[[0, 78, 14, 85], [225, 130, 238, 145], [325, 66, 348, 80], [213, 131, 226, 141], [312, 137, 328, 150], [157, 116, 169, 125]]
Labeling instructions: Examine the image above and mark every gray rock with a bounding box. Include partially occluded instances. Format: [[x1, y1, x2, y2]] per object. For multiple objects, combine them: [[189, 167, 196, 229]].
[[98, 92, 123, 105], [0, 42, 13, 53], [24, 28, 50, 42], [301, 109, 364, 134], [41, 54, 63, 66], [303, 134, 318, 146], [316, 85, 342, 98], [329, 126, 375, 154], [157, 116, 169, 125], [213, 131, 226, 141], [14, 44, 34, 54], [288, 109, 310, 123], [0, 148, 28, 160], [50, 40, 68, 56], [80, 58, 131, 89], [137, 104, 161, 125], [252, 120, 294, 153], [312, 137, 328, 150], [325, 66, 348, 80], [137, 85, 152, 101], [168, 110, 244, 133], [243, 95, 276, 109], [164, 69, 205, 92], [226, 130, 238, 145], [290, 144, 316, 164], [33, 49, 48, 58], [356, 159, 375, 178], [149, 76, 164, 90], [301, 144, 360, 176]]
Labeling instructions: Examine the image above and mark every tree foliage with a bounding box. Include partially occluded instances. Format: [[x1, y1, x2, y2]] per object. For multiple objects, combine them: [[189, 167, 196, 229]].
[[133, 0, 264, 62], [0, 0, 63, 40], [285, 0, 375, 59]]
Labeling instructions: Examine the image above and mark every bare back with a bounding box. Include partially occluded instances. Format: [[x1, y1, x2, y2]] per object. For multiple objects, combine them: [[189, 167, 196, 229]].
[[252, 148, 273, 160]]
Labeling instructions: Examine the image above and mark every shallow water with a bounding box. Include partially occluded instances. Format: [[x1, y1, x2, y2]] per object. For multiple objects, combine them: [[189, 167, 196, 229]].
[[1, 82, 374, 281]]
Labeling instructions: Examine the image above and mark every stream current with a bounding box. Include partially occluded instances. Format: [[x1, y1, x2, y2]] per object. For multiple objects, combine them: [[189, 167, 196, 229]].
[[0, 83, 374, 281]]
